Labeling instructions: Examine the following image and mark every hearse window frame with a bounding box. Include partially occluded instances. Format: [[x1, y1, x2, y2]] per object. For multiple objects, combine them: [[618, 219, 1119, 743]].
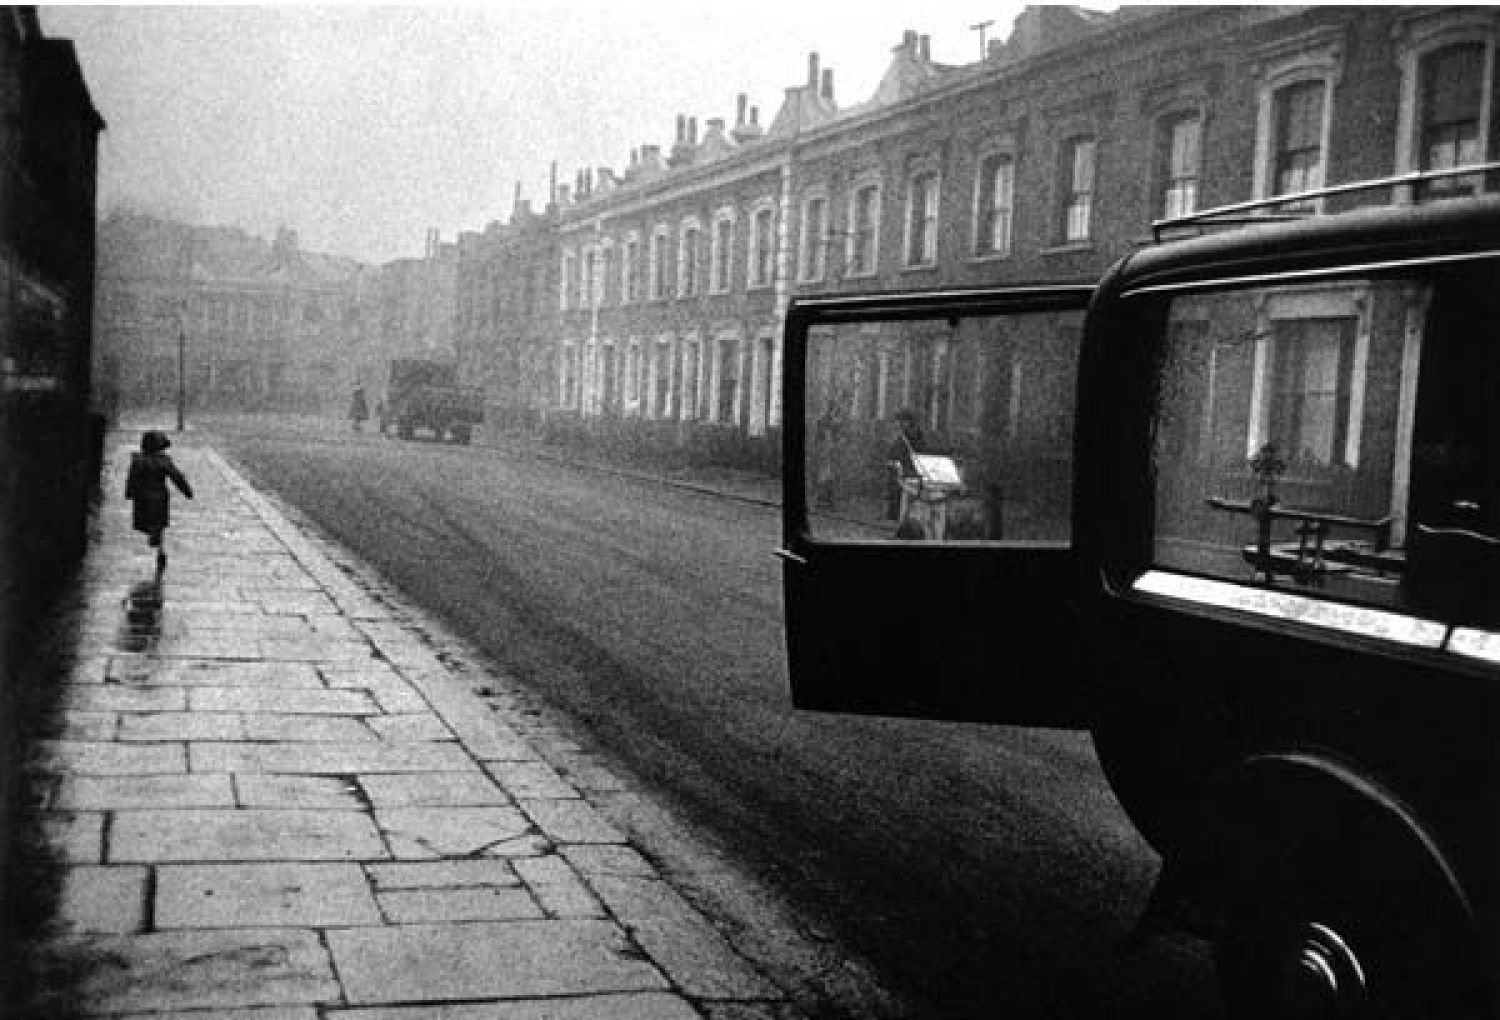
[[784, 284, 1095, 551], [1111, 245, 1500, 665]]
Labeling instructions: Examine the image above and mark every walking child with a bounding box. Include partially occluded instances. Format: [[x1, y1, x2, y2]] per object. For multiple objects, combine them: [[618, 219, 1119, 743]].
[[125, 430, 194, 572]]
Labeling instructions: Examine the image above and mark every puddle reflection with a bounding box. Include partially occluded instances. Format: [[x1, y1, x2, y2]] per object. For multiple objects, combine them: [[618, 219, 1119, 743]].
[[118, 578, 163, 652]]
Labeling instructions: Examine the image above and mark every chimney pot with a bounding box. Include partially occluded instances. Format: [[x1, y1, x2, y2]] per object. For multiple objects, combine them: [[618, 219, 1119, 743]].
[[902, 29, 918, 50], [689, 116, 698, 144], [808, 51, 819, 88], [736, 93, 747, 126], [821, 68, 834, 102], [676, 114, 686, 141], [751, 106, 759, 125], [919, 34, 931, 61]]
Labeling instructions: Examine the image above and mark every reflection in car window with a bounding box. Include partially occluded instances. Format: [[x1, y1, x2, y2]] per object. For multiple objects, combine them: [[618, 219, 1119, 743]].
[[803, 311, 1082, 543], [1147, 262, 1500, 641]]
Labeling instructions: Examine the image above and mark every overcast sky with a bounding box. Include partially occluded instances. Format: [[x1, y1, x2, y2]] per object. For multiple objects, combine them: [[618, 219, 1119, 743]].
[[39, 2, 1054, 265]]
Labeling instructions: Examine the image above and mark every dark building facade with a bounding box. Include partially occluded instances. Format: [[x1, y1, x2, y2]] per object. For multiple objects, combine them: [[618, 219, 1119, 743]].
[[0, 4, 103, 997]]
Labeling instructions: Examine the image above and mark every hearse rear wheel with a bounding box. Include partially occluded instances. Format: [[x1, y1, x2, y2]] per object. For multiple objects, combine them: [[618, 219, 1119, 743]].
[[1214, 758, 1488, 1020]]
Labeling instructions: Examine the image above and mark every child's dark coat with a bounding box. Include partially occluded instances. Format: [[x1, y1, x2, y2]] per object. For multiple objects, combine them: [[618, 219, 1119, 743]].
[[125, 450, 193, 535]]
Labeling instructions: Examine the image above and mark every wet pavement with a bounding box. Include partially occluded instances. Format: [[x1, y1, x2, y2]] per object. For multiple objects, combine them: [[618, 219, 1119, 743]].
[[22, 430, 799, 1019]]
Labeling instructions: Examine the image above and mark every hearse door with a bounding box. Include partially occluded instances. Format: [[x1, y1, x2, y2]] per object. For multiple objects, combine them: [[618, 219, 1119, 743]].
[[779, 289, 1096, 727]]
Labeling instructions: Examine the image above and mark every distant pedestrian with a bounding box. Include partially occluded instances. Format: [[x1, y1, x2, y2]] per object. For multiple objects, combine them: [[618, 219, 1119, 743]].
[[125, 430, 194, 573], [349, 385, 369, 432]]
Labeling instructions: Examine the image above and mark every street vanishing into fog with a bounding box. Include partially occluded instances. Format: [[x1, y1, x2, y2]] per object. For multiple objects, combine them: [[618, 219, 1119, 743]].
[[213, 418, 1220, 1019]]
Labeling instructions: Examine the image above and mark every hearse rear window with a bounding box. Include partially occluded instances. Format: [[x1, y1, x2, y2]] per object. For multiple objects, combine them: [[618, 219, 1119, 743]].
[[1144, 261, 1500, 638], [802, 310, 1083, 543]]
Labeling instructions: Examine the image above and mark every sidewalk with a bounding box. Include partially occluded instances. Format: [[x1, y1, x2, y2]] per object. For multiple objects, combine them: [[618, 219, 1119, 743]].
[[23, 432, 798, 1019]]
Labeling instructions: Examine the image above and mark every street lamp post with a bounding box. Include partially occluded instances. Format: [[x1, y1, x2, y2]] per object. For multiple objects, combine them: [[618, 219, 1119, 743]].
[[176, 317, 186, 432]]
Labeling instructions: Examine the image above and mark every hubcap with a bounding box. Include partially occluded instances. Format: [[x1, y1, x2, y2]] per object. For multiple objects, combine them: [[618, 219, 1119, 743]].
[[1269, 923, 1367, 1019]]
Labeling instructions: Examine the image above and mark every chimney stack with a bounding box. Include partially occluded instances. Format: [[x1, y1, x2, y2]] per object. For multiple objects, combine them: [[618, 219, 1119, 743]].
[[919, 34, 931, 61], [736, 93, 747, 127], [808, 51, 819, 89], [689, 117, 698, 144], [821, 68, 834, 103]]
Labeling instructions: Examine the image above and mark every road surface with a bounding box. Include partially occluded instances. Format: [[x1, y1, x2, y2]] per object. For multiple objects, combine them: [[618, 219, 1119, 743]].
[[210, 418, 1220, 1019]]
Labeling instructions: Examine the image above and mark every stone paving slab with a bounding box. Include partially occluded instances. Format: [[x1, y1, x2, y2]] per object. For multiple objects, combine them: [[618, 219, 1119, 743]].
[[56, 865, 149, 933], [38, 740, 187, 775], [111, 809, 388, 862], [376, 886, 543, 923], [156, 863, 383, 928], [235, 774, 367, 810], [189, 686, 379, 715], [327, 993, 702, 1020], [55, 773, 236, 810], [325, 920, 670, 1003], [358, 771, 508, 808], [190, 740, 476, 774], [241, 713, 377, 742], [374, 806, 532, 858], [119, 711, 247, 741], [146, 661, 327, 687], [64, 927, 340, 1014]]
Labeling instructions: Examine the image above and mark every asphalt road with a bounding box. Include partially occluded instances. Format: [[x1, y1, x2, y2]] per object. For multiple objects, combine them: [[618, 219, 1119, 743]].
[[209, 417, 1221, 1019]]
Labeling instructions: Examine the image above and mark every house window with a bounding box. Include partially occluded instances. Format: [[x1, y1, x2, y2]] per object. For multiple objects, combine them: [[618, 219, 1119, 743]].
[[649, 228, 669, 301], [1273, 81, 1325, 201], [798, 194, 828, 282], [1421, 43, 1487, 196], [625, 340, 642, 408], [973, 152, 1014, 258], [681, 338, 701, 420], [750, 205, 775, 288], [559, 251, 576, 311], [1158, 113, 1201, 220], [1061, 136, 1095, 242], [711, 213, 734, 294], [679, 222, 702, 298], [848, 182, 881, 277], [583, 249, 598, 309], [653, 338, 673, 418], [622, 235, 640, 304], [905, 169, 940, 267], [1265, 317, 1357, 469], [599, 245, 615, 307]]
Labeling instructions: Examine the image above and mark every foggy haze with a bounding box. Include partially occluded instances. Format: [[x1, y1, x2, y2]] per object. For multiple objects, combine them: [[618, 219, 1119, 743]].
[[41, 3, 1033, 265]]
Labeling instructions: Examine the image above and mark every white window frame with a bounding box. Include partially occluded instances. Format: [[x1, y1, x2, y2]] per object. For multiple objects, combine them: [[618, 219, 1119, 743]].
[[1393, 10, 1499, 196], [748, 200, 777, 290], [798, 189, 830, 284], [649, 225, 669, 302], [709, 208, 736, 295], [1245, 285, 1371, 471], [559, 249, 577, 311], [845, 175, 883, 279], [1250, 29, 1343, 209], [903, 161, 942, 269], [621, 231, 641, 305], [677, 217, 703, 299], [970, 144, 1016, 260], [1156, 110, 1203, 221], [1059, 135, 1096, 244]]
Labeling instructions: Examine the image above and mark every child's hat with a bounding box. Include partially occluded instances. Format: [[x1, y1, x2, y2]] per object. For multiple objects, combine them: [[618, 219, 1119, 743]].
[[141, 431, 171, 453]]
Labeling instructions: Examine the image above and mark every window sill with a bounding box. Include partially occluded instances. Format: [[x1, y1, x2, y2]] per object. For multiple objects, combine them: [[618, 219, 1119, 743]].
[[965, 252, 1013, 264], [1040, 241, 1093, 255], [901, 263, 940, 273], [843, 270, 881, 281]]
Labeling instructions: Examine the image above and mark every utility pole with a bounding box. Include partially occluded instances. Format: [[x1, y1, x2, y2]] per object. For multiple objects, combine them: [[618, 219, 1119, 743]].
[[971, 19, 994, 60]]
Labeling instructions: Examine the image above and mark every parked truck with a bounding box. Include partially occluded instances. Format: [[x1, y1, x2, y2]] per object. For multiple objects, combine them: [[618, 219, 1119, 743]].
[[379, 358, 484, 444]]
